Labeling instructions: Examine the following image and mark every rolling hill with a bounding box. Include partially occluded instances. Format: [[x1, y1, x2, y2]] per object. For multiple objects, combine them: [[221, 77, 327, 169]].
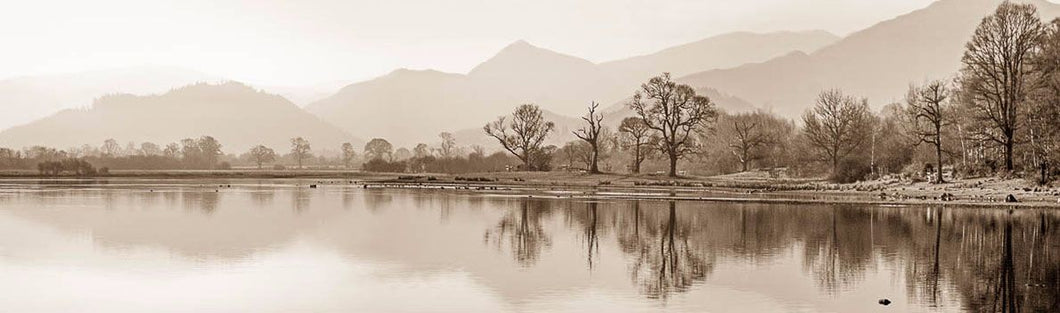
[[0, 66, 221, 131], [0, 82, 357, 153]]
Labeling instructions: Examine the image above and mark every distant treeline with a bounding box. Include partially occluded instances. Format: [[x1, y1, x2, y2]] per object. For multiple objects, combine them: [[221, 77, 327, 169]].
[[0, 134, 523, 176]]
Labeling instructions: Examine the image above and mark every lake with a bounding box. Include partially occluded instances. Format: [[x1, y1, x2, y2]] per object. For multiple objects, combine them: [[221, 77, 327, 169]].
[[0, 179, 1056, 312]]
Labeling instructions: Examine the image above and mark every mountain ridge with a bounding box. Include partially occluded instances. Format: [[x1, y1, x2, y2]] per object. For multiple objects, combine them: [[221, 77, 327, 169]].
[[306, 30, 837, 146], [0, 66, 223, 131], [0, 82, 358, 153]]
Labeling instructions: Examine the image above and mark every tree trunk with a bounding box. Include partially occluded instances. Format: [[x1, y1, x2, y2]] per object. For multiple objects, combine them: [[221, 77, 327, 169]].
[[522, 155, 532, 171], [742, 148, 749, 172], [936, 140, 944, 184], [589, 144, 600, 174], [1004, 135, 1014, 171], [631, 145, 641, 174], [1041, 162, 1049, 186], [668, 152, 678, 177]]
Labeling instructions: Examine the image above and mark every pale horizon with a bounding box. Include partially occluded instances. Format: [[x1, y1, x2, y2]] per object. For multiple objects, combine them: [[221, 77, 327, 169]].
[[1, 0, 947, 86]]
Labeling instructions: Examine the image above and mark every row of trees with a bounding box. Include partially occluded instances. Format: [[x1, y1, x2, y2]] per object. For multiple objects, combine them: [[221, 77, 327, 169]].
[[483, 73, 719, 177], [358, 134, 522, 173], [477, 1, 1060, 184], [1, 129, 520, 174]]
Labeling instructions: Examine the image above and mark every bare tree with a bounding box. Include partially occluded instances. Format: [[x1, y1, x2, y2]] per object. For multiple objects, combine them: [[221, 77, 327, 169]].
[[394, 147, 412, 161], [958, 1, 1045, 171], [124, 142, 138, 156], [483, 104, 555, 170], [439, 132, 456, 158], [364, 138, 393, 161], [101, 139, 120, 158], [180, 138, 199, 163], [558, 141, 580, 170], [341, 142, 356, 168], [723, 112, 776, 172], [289, 137, 312, 169], [802, 89, 874, 172], [618, 117, 655, 174], [905, 80, 953, 183], [249, 145, 276, 169], [573, 102, 605, 173], [413, 143, 430, 158], [140, 142, 162, 156], [470, 145, 485, 157], [197, 136, 223, 168], [163, 143, 180, 158], [628, 73, 717, 177]]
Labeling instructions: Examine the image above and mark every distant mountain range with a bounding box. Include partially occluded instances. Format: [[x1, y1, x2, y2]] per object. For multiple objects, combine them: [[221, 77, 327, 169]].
[[0, 82, 356, 153], [600, 30, 839, 85], [3, 0, 1054, 151], [306, 31, 836, 146], [0, 66, 221, 131], [679, 0, 1060, 118]]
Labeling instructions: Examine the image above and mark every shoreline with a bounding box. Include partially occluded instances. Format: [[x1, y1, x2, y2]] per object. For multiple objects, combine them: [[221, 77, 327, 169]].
[[1, 169, 1058, 208]]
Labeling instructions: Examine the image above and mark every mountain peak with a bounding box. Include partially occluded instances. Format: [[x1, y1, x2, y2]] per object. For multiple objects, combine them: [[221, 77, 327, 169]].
[[488, 39, 559, 60], [504, 39, 533, 50], [469, 40, 596, 78]]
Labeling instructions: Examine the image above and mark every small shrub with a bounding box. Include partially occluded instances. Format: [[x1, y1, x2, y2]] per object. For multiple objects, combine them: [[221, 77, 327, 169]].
[[217, 161, 232, 170], [273, 164, 286, 170], [831, 158, 872, 184]]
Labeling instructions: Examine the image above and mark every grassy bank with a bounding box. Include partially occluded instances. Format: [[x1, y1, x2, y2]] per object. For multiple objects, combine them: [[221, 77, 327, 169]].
[[2, 169, 1058, 207]]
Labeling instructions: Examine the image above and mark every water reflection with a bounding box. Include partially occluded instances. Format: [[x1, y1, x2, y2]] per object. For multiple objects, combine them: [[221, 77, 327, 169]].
[[0, 181, 1057, 312], [628, 201, 711, 299], [484, 198, 552, 266]]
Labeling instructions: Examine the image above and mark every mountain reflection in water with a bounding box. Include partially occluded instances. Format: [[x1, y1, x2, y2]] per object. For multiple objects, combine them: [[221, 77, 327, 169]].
[[0, 180, 1056, 312]]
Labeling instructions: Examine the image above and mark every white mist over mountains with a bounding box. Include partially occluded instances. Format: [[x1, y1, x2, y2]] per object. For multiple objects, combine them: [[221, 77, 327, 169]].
[[1, 0, 1058, 151], [0, 0, 937, 85]]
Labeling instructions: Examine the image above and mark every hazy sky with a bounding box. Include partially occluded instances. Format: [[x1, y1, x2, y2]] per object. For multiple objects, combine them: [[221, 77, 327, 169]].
[[1, 0, 939, 86]]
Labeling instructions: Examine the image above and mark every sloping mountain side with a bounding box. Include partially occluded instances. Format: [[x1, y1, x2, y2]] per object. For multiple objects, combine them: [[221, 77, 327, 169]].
[[0, 82, 357, 153], [307, 31, 834, 146], [600, 30, 839, 86], [679, 0, 1060, 119], [304, 69, 485, 147], [0, 66, 221, 131]]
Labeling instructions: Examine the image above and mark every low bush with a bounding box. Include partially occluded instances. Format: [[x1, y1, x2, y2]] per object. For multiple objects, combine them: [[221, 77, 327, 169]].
[[831, 158, 872, 183]]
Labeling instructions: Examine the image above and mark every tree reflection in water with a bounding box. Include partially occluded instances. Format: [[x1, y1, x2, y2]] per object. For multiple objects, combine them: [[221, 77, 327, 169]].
[[626, 201, 710, 299], [481, 199, 1058, 310], [483, 198, 553, 267], [181, 189, 220, 214]]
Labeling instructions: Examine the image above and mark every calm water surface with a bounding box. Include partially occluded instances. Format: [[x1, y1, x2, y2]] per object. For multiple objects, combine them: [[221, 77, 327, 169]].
[[0, 179, 1056, 312]]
